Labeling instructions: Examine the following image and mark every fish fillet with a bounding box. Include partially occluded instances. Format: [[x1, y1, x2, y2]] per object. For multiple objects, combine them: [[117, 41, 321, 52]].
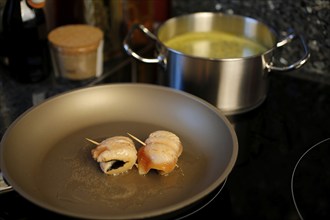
[[137, 130, 183, 175], [91, 136, 137, 175]]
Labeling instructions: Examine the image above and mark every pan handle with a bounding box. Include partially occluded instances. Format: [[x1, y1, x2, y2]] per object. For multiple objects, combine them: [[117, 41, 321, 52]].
[[0, 171, 12, 193], [123, 24, 167, 66], [266, 33, 310, 72]]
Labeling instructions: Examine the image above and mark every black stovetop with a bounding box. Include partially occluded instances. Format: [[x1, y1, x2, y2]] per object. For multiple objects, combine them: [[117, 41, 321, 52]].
[[0, 57, 330, 220]]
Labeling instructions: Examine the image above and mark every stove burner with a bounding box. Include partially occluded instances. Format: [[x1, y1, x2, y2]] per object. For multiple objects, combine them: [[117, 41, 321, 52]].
[[291, 137, 330, 219]]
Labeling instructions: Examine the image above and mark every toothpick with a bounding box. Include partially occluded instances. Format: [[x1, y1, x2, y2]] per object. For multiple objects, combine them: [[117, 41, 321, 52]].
[[127, 133, 146, 146], [85, 138, 100, 145]]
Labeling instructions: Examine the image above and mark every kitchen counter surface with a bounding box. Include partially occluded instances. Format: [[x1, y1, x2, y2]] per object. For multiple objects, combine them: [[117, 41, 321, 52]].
[[0, 57, 330, 219]]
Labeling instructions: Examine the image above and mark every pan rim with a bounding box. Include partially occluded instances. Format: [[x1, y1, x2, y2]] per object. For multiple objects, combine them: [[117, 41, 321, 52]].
[[0, 83, 238, 219]]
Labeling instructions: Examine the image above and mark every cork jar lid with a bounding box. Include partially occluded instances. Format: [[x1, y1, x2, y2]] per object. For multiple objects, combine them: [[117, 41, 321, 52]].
[[48, 24, 103, 54]]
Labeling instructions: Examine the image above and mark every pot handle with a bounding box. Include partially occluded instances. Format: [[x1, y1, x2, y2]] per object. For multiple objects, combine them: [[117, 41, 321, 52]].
[[266, 33, 310, 72], [0, 171, 12, 193], [123, 24, 166, 65]]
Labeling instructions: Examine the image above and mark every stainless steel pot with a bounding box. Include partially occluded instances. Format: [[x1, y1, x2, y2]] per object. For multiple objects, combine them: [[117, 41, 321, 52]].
[[123, 12, 310, 115]]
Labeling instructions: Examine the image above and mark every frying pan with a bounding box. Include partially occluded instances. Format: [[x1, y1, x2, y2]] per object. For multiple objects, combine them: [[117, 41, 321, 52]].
[[0, 83, 238, 219]]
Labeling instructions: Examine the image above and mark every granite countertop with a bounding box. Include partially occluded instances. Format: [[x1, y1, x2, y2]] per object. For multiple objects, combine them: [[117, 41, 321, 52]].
[[0, 58, 330, 219]]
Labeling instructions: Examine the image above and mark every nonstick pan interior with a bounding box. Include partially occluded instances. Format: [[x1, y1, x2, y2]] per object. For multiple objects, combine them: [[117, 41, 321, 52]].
[[0, 83, 238, 219]]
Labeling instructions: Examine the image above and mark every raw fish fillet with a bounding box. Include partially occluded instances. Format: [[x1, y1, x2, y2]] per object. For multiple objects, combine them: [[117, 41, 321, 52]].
[[91, 136, 137, 175], [137, 130, 183, 175]]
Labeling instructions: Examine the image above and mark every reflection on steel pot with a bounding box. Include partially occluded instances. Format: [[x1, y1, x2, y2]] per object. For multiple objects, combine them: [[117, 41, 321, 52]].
[[123, 12, 310, 115]]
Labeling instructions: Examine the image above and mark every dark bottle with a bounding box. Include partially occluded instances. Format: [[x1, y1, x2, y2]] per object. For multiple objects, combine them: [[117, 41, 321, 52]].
[[2, 0, 50, 83]]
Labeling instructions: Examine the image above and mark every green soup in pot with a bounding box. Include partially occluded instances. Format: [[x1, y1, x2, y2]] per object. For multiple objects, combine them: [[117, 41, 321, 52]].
[[163, 31, 268, 59]]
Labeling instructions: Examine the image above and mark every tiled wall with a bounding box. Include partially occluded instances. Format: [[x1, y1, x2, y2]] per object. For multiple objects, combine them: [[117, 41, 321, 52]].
[[170, 0, 329, 82]]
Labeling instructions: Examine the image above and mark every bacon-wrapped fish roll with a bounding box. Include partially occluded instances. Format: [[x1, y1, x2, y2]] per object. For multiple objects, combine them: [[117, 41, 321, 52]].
[[137, 130, 183, 175], [91, 136, 137, 175]]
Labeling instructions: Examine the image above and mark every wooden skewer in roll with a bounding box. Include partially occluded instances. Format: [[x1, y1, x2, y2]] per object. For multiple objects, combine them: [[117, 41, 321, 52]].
[[86, 135, 144, 146], [127, 133, 146, 146], [85, 138, 100, 145]]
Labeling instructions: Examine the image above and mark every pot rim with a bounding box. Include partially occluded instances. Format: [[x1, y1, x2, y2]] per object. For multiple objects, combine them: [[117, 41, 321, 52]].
[[156, 12, 278, 61]]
